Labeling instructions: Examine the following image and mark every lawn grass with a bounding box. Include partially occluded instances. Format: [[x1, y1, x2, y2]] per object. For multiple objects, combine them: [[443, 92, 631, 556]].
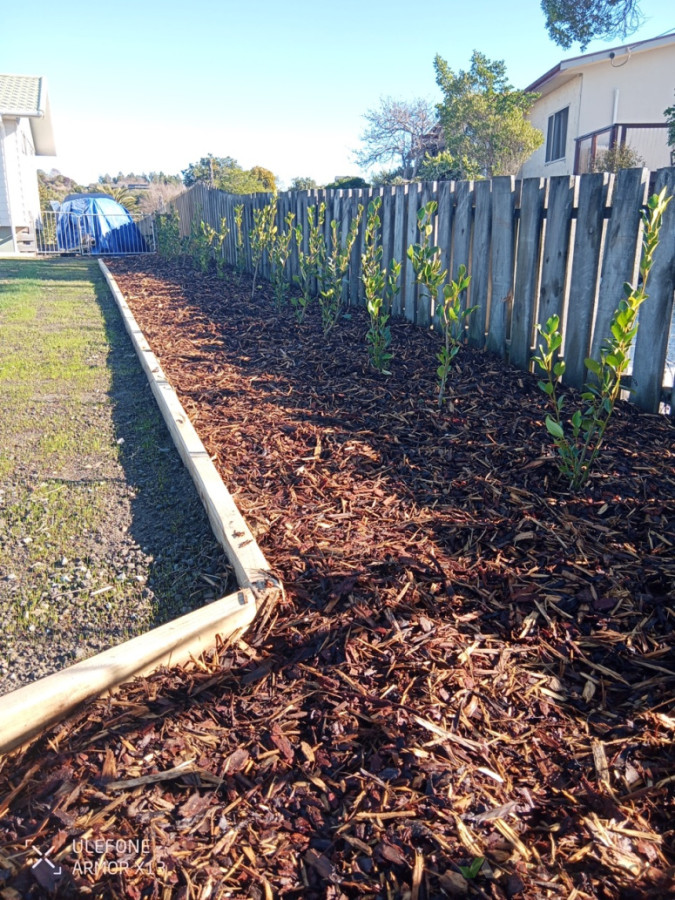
[[0, 258, 233, 685], [0, 259, 126, 629]]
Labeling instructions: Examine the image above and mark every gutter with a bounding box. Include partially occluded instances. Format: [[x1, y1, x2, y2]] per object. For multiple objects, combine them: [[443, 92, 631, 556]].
[[0, 262, 280, 756]]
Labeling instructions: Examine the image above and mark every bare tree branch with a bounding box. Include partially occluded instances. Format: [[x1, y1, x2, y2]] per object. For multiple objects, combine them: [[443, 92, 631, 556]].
[[354, 97, 439, 178]]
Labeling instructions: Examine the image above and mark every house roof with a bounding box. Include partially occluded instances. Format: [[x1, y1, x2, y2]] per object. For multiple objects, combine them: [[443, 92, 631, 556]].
[[525, 30, 675, 97], [0, 74, 56, 156]]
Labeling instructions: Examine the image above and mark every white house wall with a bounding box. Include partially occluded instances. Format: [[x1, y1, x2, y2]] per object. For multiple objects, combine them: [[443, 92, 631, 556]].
[[0, 120, 11, 227], [520, 76, 583, 178], [0, 116, 40, 230]]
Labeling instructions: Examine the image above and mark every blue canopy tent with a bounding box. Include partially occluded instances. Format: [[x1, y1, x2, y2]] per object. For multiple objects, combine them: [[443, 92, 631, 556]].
[[56, 193, 147, 254]]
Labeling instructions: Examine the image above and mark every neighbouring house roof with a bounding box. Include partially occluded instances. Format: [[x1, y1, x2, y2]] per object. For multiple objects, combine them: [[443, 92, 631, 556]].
[[525, 30, 675, 97], [0, 74, 56, 155]]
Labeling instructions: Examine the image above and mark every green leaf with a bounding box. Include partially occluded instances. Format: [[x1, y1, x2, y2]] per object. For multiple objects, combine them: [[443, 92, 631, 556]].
[[553, 360, 566, 377], [459, 857, 485, 880], [545, 417, 565, 439], [585, 357, 602, 377]]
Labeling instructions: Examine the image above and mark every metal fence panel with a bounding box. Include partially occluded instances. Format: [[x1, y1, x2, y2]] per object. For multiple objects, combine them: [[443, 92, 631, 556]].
[[36, 211, 156, 256]]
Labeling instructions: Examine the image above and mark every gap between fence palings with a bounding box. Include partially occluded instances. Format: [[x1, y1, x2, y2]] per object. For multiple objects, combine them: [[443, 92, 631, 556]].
[[172, 167, 675, 414]]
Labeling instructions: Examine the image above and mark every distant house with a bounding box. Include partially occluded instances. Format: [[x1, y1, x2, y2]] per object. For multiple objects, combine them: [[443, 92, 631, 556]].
[[519, 32, 675, 178], [0, 75, 56, 254]]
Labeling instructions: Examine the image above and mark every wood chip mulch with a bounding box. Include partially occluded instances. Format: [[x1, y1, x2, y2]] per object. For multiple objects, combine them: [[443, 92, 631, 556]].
[[1, 256, 674, 900]]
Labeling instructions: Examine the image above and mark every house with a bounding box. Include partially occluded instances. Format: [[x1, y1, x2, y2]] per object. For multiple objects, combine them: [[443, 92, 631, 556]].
[[519, 31, 675, 178], [0, 75, 56, 254]]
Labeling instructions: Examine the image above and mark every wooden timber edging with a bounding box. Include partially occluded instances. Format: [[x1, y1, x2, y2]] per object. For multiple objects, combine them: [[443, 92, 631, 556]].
[[0, 262, 279, 757]]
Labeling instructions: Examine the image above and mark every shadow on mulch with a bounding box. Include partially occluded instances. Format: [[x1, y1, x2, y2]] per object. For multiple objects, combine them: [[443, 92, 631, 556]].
[[0, 256, 673, 899]]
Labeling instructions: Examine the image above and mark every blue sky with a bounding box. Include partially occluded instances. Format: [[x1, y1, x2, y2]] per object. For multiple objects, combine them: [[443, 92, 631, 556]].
[[4, 0, 675, 188]]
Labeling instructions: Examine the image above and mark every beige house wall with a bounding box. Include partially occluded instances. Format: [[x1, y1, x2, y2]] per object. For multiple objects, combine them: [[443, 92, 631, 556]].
[[520, 39, 675, 178], [520, 76, 582, 178]]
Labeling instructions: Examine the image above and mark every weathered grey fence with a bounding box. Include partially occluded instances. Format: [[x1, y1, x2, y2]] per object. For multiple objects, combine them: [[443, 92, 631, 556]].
[[173, 167, 675, 414]]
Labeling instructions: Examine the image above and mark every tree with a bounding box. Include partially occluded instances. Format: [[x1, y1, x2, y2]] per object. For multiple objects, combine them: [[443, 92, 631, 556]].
[[325, 176, 371, 190], [665, 92, 675, 153], [540, 0, 644, 50], [434, 51, 543, 179], [354, 97, 439, 178], [181, 154, 275, 194], [289, 176, 318, 191], [250, 165, 277, 191]]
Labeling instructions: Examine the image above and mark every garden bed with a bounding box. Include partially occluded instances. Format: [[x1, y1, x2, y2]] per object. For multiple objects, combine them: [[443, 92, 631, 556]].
[[1, 256, 673, 899]]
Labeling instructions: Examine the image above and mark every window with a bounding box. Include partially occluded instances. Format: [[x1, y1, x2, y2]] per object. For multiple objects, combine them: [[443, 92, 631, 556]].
[[546, 107, 569, 162]]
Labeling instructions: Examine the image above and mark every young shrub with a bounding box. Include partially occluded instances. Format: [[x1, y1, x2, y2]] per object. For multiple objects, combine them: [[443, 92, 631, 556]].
[[292, 202, 326, 322], [436, 265, 473, 407], [185, 219, 213, 273], [408, 201, 476, 405], [361, 197, 400, 373], [533, 188, 670, 492], [202, 217, 229, 277], [318, 206, 363, 334], [155, 209, 181, 259], [250, 195, 277, 299], [234, 204, 245, 272], [269, 211, 295, 309]]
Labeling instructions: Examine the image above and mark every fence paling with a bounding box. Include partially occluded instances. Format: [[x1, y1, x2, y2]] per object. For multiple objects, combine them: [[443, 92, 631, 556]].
[[632, 167, 675, 412], [564, 173, 608, 390], [171, 166, 675, 415]]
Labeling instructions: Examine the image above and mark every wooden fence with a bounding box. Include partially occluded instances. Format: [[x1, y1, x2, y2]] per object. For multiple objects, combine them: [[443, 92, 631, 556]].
[[173, 167, 675, 414]]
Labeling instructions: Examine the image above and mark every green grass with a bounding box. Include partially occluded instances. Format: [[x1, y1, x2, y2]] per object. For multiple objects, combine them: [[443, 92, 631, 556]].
[[0, 259, 232, 656], [0, 260, 122, 629]]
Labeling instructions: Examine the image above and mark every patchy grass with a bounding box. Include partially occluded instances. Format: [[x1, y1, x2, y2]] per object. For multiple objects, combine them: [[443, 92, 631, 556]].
[[0, 258, 233, 691]]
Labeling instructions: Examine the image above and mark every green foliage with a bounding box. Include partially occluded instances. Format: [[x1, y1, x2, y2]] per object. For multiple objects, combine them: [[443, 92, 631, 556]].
[[202, 217, 229, 277], [408, 202, 476, 406], [436, 266, 474, 408], [665, 92, 675, 151], [318, 206, 363, 334], [325, 176, 371, 190], [181, 154, 276, 194], [458, 858, 485, 880], [370, 168, 407, 186], [269, 211, 296, 309], [250, 195, 277, 299], [249, 166, 277, 191], [234, 205, 245, 272], [592, 144, 645, 173], [361, 197, 400, 373], [434, 51, 543, 178], [540, 0, 643, 49], [100, 183, 137, 211], [185, 220, 214, 273], [154, 209, 182, 259], [289, 176, 318, 191], [533, 188, 670, 491], [292, 203, 326, 322], [417, 151, 462, 182]]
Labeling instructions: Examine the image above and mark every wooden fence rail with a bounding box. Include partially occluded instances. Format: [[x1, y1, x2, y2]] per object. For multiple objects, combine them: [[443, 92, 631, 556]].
[[173, 167, 675, 414]]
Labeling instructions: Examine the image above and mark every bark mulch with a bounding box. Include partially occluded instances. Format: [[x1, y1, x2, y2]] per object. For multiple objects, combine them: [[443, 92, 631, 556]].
[[1, 257, 673, 900]]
